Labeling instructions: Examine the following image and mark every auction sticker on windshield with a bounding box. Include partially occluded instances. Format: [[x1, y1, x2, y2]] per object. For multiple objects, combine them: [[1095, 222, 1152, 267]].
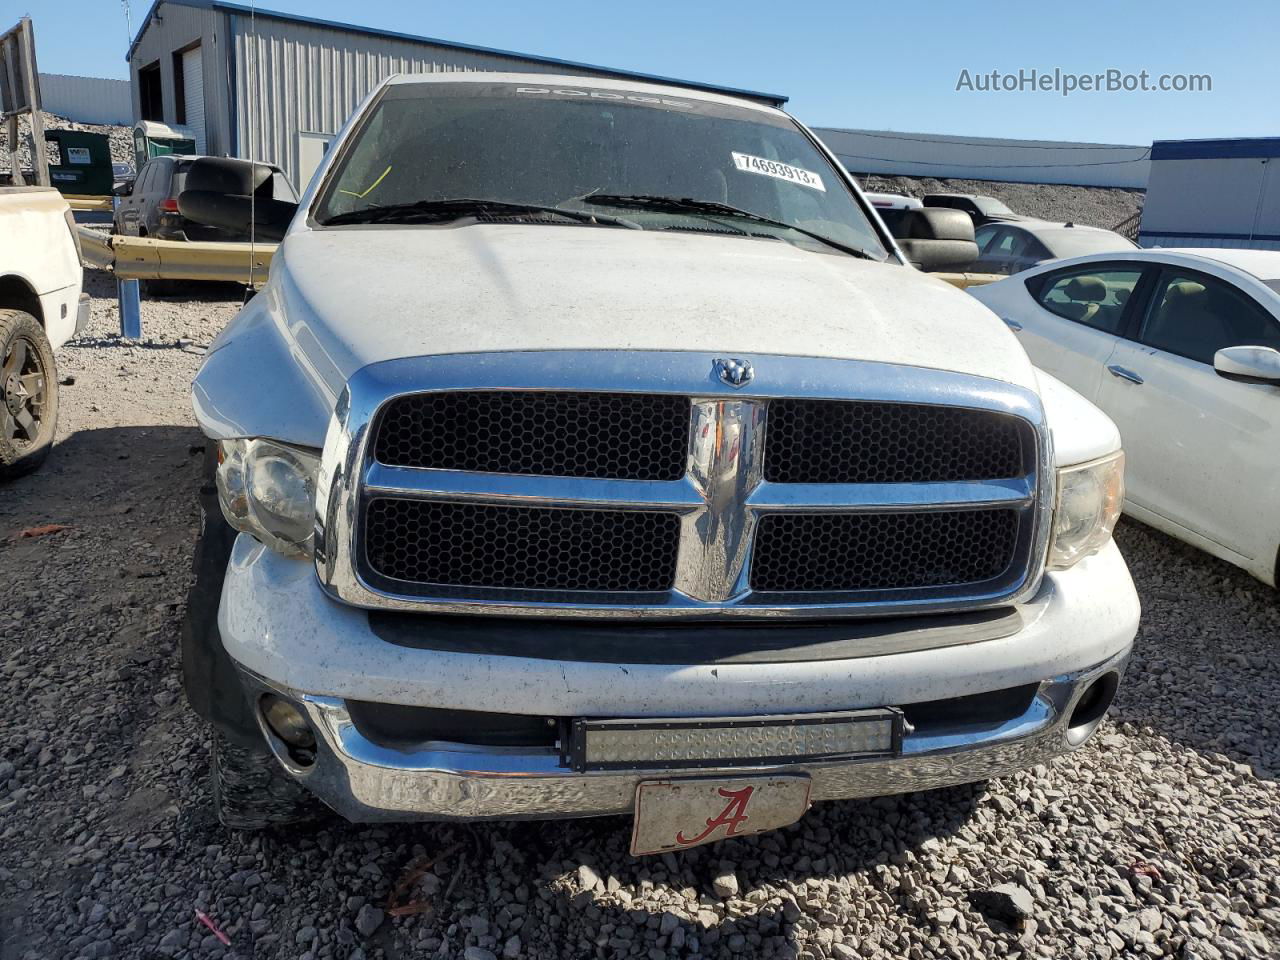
[[731, 152, 826, 192]]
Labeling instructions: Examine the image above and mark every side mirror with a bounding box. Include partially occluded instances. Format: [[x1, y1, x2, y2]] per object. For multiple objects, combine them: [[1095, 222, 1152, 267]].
[[890, 208, 978, 272], [112, 180, 133, 196], [176, 157, 299, 242], [1213, 345, 1280, 384]]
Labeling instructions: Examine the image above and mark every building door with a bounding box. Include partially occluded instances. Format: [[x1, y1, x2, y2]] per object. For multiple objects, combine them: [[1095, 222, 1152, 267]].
[[296, 131, 333, 191], [139, 61, 163, 121], [182, 46, 206, 154]]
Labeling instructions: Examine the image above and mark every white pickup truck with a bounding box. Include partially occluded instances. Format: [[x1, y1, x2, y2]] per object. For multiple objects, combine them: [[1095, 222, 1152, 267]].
[[0, 186, 89, 478], [181, 74, 1139, 853]]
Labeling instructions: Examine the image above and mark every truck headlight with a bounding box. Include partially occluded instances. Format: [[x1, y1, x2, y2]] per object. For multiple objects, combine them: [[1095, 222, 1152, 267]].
[[216, 438, 320, 557], [1049, 451, 1124, 569]]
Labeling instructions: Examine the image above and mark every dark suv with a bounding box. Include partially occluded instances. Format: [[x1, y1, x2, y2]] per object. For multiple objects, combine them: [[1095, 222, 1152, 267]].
[[113, 155, 298, 241]]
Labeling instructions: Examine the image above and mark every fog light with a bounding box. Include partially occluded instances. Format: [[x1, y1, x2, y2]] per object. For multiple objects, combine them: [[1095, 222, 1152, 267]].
[[261, 695, 316, 750], [1066, 672, 1119, 746]]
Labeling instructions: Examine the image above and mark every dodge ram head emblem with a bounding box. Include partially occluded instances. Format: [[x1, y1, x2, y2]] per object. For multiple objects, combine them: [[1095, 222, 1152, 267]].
[[715, 358, 754, 388]]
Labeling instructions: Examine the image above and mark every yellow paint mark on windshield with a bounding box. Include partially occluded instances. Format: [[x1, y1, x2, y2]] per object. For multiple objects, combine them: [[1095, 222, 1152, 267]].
[[338, 164, 392, 199]]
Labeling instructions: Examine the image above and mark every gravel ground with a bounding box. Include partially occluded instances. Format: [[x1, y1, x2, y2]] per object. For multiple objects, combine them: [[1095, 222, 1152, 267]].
[[1, 272, 1277, 960], [0, 113, 134, 178], [858, 175, 1143, 232]]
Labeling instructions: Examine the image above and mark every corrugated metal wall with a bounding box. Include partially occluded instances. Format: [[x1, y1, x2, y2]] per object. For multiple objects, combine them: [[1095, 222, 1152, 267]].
[[39, 73, 132, 125], [231, 16, 630, 191], [1139, 155, 1280, 250], [812, 128, 1151, 189]]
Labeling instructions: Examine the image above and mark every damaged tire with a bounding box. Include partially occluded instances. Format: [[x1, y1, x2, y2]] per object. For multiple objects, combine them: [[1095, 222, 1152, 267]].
[[210, 730, 327, 830], [0, 309, 59, 481]]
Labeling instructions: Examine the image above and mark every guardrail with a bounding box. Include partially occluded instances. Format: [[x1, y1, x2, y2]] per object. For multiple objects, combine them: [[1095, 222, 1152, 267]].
[[75, 226, 277, 336], [75, 226, 115, 269], [110, 235, 276, 284], [75, 226, 277, 282], [64, 194, 113, 212]]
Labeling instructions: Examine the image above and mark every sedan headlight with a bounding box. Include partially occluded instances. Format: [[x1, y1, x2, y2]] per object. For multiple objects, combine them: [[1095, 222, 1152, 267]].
[[1049, 450, 1124, 569], [216, 438, 320, 557]]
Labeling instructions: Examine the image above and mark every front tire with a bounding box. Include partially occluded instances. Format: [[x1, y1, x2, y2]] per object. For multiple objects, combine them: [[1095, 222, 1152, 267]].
[[0, 309, 59, 481], [210, 730, 327, 830]]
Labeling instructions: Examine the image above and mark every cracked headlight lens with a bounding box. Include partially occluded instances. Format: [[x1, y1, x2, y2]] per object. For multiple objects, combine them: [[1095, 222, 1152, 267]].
[[216, 438, 319, 557], [1049, 450, 1124, 570]]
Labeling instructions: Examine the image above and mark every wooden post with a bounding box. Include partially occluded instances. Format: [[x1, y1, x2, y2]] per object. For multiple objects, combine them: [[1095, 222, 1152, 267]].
[[1, 27, 22, 185], [0, 17, 47, 186], [3, 113, 20, 185], [18, 18, 47, 187]]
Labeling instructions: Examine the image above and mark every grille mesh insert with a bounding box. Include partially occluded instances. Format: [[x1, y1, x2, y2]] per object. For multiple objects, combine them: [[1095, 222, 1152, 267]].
[[375, 391, 690, 480], [765, 400, 1027, 483], [364, 499, 679, 592], [751, 510, 1020, 593]]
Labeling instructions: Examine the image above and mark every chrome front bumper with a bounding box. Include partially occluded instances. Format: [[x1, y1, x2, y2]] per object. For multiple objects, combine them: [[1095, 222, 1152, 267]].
[[239, 647, 1129, 823]]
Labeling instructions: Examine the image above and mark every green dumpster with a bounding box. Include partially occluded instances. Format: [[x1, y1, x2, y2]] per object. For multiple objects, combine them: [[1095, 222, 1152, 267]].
[[46, 130, 114, 196]]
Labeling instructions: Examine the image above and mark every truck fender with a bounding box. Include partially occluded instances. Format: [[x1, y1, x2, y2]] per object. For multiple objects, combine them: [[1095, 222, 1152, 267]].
[[191, 288, 336, 448], [1034, 368, 1122, 467]]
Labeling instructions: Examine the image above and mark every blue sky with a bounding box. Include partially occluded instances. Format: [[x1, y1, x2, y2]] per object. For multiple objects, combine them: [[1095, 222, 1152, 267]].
[[23, 0, 1280, 144]]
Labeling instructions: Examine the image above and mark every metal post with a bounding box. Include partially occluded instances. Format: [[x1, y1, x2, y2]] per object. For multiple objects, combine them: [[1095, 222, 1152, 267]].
[[118, 278, 141, 339]]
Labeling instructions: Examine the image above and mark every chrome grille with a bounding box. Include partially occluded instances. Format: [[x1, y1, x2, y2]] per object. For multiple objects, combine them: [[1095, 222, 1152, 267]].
[[318, 352, 1052, 620], [375, 391, 689, 480], [751, 510, 1020, 593], [764, 399, 1028, 483], [364, 499, 679, 592]]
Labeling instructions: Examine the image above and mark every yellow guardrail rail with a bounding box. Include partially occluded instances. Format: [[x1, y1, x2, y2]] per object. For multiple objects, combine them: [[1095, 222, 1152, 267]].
[[76, 226, 277, 284], [934, 272, 1005, 290], [65, 194, 114, 212]]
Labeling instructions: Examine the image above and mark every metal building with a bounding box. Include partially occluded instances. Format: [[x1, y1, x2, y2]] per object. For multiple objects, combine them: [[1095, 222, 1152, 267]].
[[125, 0, 787, 189], [39, 73, 133, 125], [1139, 138, 1280, 251], [811, 128, 1151, 189]]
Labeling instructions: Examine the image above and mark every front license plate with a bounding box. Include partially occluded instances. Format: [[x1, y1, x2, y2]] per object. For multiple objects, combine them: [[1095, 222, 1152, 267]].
[[630, 775, 812, 856]]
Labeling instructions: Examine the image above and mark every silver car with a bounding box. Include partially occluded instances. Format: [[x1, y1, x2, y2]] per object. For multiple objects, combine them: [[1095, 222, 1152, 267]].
[[972, 220, 1136, 275]]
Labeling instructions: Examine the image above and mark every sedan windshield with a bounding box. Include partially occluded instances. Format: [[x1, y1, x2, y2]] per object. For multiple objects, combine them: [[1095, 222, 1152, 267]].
[[314, 81, 889, 260]]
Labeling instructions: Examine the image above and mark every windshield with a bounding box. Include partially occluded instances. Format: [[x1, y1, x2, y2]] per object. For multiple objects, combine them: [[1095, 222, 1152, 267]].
[[974, 196, 1015, 216], [314, 81, 889, 260]]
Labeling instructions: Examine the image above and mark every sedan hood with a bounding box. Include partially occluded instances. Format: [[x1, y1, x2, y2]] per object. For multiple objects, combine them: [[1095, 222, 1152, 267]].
[[261, 223, 1037, 396]]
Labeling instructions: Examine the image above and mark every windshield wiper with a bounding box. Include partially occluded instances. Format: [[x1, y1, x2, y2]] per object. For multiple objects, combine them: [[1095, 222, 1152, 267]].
[[320, 198, 640, 229], [580, 194, 882, 260]]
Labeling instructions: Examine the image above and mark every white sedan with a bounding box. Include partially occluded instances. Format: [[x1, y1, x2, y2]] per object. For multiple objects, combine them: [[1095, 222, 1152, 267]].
[[970, 248, 1280, 586]]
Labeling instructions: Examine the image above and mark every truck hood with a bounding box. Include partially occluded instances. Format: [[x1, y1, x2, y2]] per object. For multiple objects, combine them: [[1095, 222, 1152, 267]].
[[261, 224, 1036, 396]]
